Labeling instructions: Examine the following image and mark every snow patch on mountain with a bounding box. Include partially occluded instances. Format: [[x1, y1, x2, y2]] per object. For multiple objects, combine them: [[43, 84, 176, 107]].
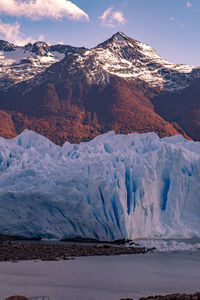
[[1, 33, 200, 93], [73, 32, 200, 91], [0, 41, 84, 91], [0, 45, 65, 90], [0, 48, 65, 65], [0, 130, 200, 240]]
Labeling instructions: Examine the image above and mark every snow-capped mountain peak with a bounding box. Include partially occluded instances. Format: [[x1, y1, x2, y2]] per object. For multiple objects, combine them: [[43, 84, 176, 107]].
[[0, 33, 200, 160], [97, 32, 160, 60], [0, 33, 200, 93], [113, 31, 128, 40], [101, 31, 129, 44], [86, 32, 200, 91]]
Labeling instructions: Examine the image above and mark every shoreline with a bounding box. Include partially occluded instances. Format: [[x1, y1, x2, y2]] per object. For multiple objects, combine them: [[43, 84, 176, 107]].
[[120, 292, 200, 300], [0, 234, 133, 245], [0, 240, 151, 262], [5, 292, 200, 300], [1, 234, 200, 261]]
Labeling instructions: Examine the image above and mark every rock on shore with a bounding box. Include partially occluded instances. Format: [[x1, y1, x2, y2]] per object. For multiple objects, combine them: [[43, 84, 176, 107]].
[[0, 241, 150, 262], [6, 297, 29, 300], [121, 292, 200, 300]]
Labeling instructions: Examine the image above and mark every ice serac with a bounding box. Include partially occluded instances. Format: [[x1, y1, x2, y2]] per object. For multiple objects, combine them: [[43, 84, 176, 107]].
[[0, 130, 200, 240]]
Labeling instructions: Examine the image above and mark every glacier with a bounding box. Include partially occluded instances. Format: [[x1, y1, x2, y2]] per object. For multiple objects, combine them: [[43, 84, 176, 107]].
[[0, 130, 200, 240]]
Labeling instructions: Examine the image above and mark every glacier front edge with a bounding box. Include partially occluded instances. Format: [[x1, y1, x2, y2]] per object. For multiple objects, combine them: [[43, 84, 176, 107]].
[[0, 130, 200, 240]]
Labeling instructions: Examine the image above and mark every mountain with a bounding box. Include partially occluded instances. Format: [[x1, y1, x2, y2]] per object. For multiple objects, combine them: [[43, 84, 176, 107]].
[[0, 130, 200, 240], [0, 40, 85, 91], [0, 32, 200, 144]]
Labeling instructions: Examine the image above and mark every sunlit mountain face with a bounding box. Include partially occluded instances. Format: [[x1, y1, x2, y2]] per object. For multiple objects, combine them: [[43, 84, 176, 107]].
[[0, 32, 200, 144]]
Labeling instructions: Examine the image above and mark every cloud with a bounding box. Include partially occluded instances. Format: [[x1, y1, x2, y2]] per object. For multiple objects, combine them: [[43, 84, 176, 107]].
[[99, 7, 113, 24], [99, 7, 125, 28], [186, 1, 192, 8], [0, 19, 44, 45], [0, 0, 89, 21], [170, 16, 184, 28]]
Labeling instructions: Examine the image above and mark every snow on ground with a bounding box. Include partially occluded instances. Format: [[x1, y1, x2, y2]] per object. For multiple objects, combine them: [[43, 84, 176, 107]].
[[0, 252, 200, 300], [0, 47, 65, 90], [0, 130, 200, 240], [1, 33, 200, 92], [78, 32, 200, 91], [0, 47, 65, 65]]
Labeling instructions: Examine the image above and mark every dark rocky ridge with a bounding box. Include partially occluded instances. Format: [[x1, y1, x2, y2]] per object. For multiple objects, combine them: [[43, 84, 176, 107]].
[[0, 39, 86, 56], [0, 40, 16, 51], [24, 41, 49, 56], [23, 41, 86, 56]]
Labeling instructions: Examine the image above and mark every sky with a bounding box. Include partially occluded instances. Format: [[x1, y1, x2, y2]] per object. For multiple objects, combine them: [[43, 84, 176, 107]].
[[0, 0, 199, 66]]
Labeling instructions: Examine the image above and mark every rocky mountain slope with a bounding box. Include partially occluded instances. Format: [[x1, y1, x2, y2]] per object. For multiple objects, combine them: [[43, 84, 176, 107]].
[[0, 40, 85, 91], [0, 32, 199, 144]]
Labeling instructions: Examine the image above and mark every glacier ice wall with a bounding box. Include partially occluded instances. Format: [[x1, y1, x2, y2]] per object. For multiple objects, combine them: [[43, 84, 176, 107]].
[[0, 130, 200, 240]]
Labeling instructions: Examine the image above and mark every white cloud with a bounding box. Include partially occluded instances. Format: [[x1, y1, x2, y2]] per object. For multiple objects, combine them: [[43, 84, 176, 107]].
[[170, 16, 184, 28], [99, 7, 113, 24], [99, 7, 125, 28], [0, 0, 89, 21], [186, 1, 192, 8], [111, 11, 125, 24], [0, 19, 44, 45]]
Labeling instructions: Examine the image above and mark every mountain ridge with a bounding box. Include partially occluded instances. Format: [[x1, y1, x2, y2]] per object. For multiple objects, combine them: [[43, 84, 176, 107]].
[[0, 32, 199, 144]]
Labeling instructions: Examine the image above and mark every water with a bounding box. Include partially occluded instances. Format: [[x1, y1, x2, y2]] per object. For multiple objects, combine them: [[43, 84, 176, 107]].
[[0, 251, 200, 300]]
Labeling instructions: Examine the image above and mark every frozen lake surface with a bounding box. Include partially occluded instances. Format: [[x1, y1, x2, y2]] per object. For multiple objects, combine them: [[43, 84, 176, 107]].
[[0, 252, 200, 300]]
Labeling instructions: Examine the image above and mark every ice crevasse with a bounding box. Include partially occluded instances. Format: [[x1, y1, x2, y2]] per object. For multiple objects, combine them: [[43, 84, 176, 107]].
[[0, 130, 200, 240]]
